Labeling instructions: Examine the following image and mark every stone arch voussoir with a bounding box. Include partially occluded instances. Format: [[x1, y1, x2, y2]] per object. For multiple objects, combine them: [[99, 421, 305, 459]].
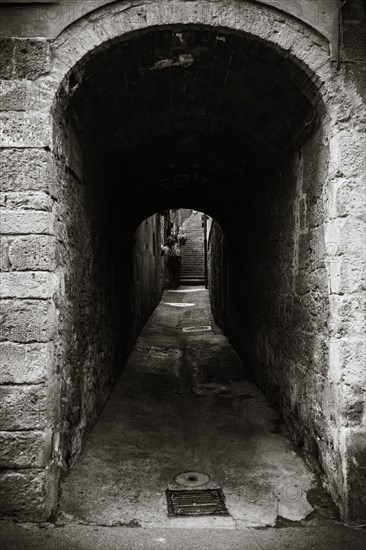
[[47, 0, 333, 113]]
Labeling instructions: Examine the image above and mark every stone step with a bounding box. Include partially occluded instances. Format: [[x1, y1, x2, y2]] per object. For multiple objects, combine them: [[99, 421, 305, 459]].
[[180, 278, 206, 285]]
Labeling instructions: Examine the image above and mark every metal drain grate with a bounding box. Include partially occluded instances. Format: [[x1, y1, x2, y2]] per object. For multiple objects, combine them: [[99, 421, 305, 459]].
[[166, 489, 229, 517]]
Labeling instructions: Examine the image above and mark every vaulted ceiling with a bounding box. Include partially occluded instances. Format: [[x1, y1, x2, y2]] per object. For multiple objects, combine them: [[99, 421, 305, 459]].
[[60, 25, 322, 227]]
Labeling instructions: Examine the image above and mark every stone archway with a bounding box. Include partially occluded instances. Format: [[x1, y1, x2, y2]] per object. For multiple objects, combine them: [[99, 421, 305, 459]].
[[0, 0, 365, 525]]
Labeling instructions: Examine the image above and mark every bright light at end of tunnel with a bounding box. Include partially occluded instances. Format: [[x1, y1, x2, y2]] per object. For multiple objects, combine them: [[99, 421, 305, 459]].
[[168, 289, 205, 293], [162, 302, 196, 307]]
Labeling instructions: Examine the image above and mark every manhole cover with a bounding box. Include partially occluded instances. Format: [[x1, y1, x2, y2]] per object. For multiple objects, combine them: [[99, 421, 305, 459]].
[[182, 325, 212, 333], [166, 489, 229, 517], [174, 471, 210, 488]]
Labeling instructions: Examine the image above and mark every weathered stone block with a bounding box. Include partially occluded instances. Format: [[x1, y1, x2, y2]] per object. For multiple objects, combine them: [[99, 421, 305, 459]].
[[0, 39, 13, 79], [325, 217, 366, 259], [0, 113, 50, 148], [341, 219, 366, 257], [329, 177, 366, 220], [332, 255, 366, 295], [0, 211, 55, 235], [0, 80, 28, 112], [13, 38, 50, 80], [328, 340, 343, 384], [0, 238, 11, 271], [330, 337, 366, 385], [329, 129, 366, 179], [0, 342, 51, 384], [339, 385, 365, 425], [7, 235, 57, 271], [324, 218, 345, 260], [329, 294, 365, 337], [0, 385, 47, 430], [0, 431, 47, 468], [0, 191, 52, 211], [0, 300, 56, 343], [0, 272, 57, 299], [333, 338, 365, 388], [0, 81, 50, 113], [0, 470, 47, 520], [0, 148, 53, 192]]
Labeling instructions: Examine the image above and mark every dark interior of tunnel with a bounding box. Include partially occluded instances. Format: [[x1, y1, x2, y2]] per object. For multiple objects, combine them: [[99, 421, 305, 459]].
[[58, 25, 322, 213], [52, 24, 330, 487]]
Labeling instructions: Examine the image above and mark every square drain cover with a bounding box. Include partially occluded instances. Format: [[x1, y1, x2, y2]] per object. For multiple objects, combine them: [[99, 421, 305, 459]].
[[166, 489, 229, 517]]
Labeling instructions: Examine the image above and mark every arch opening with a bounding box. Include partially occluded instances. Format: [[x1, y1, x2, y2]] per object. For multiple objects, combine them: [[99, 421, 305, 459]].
[[50, 20, 337, 523], [0, 0, 365, 530]]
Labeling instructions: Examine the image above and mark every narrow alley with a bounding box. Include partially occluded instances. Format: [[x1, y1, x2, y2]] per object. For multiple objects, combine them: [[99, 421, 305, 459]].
[[59, 287, 317, 528]]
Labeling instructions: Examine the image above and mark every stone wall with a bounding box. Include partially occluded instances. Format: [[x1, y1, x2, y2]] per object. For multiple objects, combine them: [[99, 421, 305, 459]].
[[133, 216, 165, 334], [227, 110, 365, 523], [229, 120, 331, 471], [0, 105, 164, 519], [0, 41, 60, 515], [47, 106, 164, 513], [208, 220, 227, 333], [0, 0, 365, 525]]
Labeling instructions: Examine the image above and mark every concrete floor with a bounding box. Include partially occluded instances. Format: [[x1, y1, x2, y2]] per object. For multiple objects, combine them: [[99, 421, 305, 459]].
[[2, 288, 365, 548]]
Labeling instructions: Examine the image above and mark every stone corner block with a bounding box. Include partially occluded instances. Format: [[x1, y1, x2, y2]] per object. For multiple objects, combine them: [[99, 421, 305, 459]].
[[0, 469, 48, 521], [0, 211, 55, 236], [0, 299, 57, 343], [0, 272, 57, 299], [0, 431, 47, 469], [0, 342, 52, 384], [0, 385, 47, 430]]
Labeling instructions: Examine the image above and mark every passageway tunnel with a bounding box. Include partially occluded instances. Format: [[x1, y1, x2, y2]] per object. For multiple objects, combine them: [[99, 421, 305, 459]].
[[52, 23, 334, 521]]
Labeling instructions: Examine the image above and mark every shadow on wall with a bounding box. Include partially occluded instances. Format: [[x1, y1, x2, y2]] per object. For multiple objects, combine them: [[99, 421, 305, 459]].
[[208, 220, 229, 336], [51, 111, 165, 493], [214, 123, 340, 520]]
